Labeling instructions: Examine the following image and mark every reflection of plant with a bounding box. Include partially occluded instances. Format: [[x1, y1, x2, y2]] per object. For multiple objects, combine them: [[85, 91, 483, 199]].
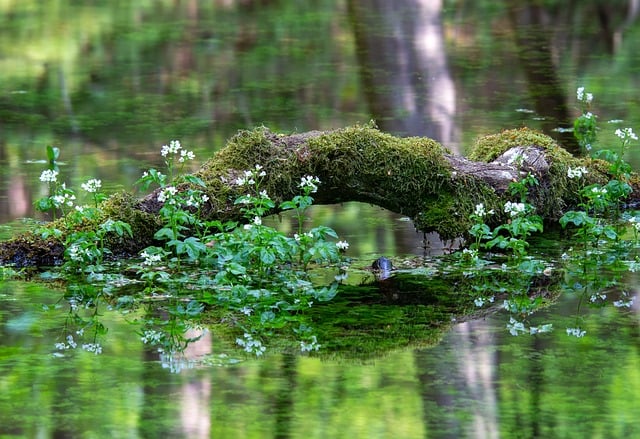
[[558, 87, 639, 338]]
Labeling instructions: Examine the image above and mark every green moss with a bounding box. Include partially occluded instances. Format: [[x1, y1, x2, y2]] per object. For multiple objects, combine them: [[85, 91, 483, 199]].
[[468, 127, 614, 218]]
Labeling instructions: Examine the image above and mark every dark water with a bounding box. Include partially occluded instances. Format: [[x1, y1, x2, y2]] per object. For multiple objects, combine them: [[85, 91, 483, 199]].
[[2, 1, 640, 437]]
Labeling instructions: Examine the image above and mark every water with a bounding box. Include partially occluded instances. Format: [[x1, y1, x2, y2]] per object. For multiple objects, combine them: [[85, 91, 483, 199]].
[[2, 1, 640, 437]]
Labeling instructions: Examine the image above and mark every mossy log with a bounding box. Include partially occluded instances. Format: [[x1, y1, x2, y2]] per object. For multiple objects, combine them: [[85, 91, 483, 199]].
[[1, 123, 637, 267]]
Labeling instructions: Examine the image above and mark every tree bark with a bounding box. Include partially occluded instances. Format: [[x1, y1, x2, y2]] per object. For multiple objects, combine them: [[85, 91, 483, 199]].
[[0, 124, 631, 267]]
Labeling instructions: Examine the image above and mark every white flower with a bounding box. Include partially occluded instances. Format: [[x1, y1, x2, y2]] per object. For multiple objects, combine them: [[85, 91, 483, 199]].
[[81, 179, 102, 193], [259, 190, 270, 199], [157, 186, 178, 203], [504, 201, 527, 217], [141, 250, 162, 265], [566, 327, 586, 338], [576, 87, 593, 103], [178, 149, 195, 162], [39, 169, 59, 183], [161, 140, 181, 157], [567, 166, 588, 179], [299, 175, 321, 193], [336, 240, 349, 250], [474, 203, 494, 218], [253, 216, 262, 226], [239, 306, 253, 316], [591, 187, 607, 196], [474, 297, 485, 307], [614, 127, 638, 141], [66, 335, 77, 349]]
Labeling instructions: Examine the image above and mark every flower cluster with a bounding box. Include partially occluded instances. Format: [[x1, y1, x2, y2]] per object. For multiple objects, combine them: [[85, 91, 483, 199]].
[[336, 240, 349, 250], [576, 86, 593, 104], [140, 250, 163, 265], [299, 175, 320, 193], [235, 164, 266, 186], [161, 140, 182, 157], [236, 333, 266, 356], [40, 169, 59, 183], [52, 188, 76, 207], [567, 166, 588, 179], [81, 179, 102, 193], [474, 203, 494, 218], [157, 186, 178, 204], [614, 127, 638, 141], [504, 201, 526, 217]]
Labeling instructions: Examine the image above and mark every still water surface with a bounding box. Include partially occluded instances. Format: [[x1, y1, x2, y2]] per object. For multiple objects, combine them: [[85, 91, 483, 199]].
[[2, 1, 640, 437]]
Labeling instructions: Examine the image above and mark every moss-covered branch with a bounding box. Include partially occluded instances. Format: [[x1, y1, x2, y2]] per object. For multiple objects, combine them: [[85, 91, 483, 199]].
[[0, 123, 633, 267]]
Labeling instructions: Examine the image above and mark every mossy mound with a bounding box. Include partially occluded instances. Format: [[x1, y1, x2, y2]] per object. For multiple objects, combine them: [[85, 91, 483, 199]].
[[469, 127, 609, 218]]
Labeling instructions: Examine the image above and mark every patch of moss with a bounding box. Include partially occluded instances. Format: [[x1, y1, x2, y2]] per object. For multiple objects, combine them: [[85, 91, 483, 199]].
[[468, 127, 613, 218]]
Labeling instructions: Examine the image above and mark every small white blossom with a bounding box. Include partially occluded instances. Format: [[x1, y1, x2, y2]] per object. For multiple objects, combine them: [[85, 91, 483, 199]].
[[178, 149, 195, 162], [66, 335, 77, 349], [157, 186, 178, 203], [40, 169, 59, 183], [141, 329, 164, 344], [591, 187, 607, 196], [141, 250, 162, 265], [81, 179, 102, 193], [239, 306, 253, 316], [567, 166, 588, 179], [474, 203, 494, 218], [253, 216, 262, 226], [504, 201, 527, 217], [336, 240, 349, 250], [614, 127, 638, 141], [161, 140, 181, 157], [299, 175, 321, 193], [576, 87, 593, 103]]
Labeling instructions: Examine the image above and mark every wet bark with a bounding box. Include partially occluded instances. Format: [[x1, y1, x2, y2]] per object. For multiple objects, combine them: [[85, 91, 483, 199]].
[[0, 124, 635, 267]]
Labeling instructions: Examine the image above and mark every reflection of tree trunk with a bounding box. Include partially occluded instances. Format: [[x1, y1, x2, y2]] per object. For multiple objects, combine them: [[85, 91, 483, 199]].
[[274, 353, 297, 439], [414, 321, 499, 438], [348, 0, 458, 150], [504, 0, 579, 155]]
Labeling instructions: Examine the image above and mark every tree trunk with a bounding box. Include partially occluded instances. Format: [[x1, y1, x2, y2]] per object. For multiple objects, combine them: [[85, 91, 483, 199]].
[[0, 123, 630, 267]]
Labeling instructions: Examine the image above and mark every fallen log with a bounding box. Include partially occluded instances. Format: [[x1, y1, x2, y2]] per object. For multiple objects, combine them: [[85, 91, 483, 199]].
[[0, 122, 630, 267]]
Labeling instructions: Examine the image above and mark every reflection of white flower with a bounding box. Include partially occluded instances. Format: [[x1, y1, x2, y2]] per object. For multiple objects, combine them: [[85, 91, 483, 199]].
[[300, 335, 321, 352], [566, 327, 586, 337], [236, 333, 266, 356]]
